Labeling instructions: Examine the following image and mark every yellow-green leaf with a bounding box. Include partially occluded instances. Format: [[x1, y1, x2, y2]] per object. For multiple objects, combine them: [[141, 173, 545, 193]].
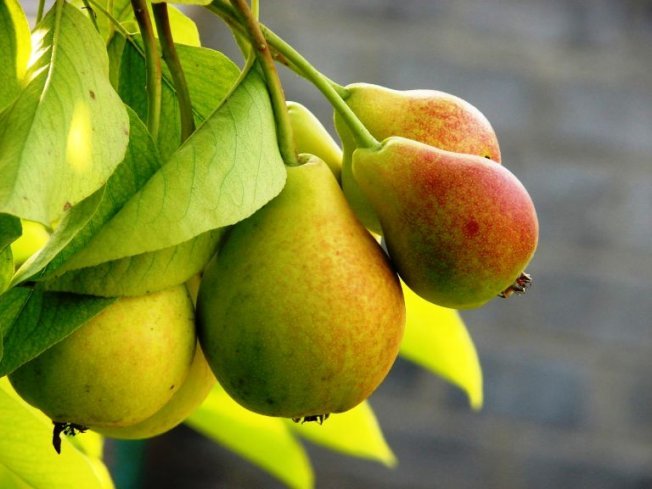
[[288, 401, 395, 467], [399, 282, 483, 409], [0, 0, 30, 110], [0, 378, 114, 489], [152, 0, 213, 6], [0, 2, 129, 226], [186, 384, 313, 489]]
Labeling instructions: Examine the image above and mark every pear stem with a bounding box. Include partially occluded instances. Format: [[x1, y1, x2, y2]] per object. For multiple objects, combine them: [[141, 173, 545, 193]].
[[36, 0, 46, 23], [131, 0, 162, 140], [229, 0, 298, 166], [208, 1, 379, 150], [152, 3, 195, 142]]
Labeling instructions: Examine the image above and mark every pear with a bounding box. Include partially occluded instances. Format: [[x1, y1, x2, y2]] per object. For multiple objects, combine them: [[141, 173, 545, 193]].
[[353, 136, 538, 309], [11, 220, 50, 266], [334, 83, 501, 233], [95, 343, 215, 439], [287, 101, 343, 180], [9, 285, 196, 428], [196, 156, 405, 419]]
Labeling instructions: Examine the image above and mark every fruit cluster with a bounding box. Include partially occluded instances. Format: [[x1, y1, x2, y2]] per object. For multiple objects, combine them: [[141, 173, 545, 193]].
[[2, 0, 538, 451]]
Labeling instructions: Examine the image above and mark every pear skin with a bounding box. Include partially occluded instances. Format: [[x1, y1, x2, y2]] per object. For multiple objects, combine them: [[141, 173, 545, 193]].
[[95, 343, 215, 439], [353, 136, 538, 309], [287, 101, 343, 181], [197, 156, 405, 419], [335, 83, 501, 233], [9, 286, 196, 428]]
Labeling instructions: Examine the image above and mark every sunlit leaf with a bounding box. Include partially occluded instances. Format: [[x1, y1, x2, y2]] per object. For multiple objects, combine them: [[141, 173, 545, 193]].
[[104, 0, 202, 46], [0, 0, 30, 110], [12, 109, 162, 286], [0, 378, 114, 489], [186, 384, 313, 489], [0, 289, 115, 377], [43, 229, 223, 296], [289, 401, 395, 467], [0, 2, 129, 226], [399, 282, 483, 409], [57, 65, 286, 270], [152, 0, 213, 6]]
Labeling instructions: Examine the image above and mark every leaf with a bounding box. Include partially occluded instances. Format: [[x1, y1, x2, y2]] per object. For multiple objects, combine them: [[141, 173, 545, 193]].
[[399, 282, 483, 409], [0, 214, 21, 250], [0, 288, 115, 377], [12, 108, 162, 286], [0, 0, 30, 111], [0, 215, 21, 292], [288, 401, 396, 467], [186, 384, 313, 489], [0, 2, 129, 225], [0, 464, 31, 489], [153, 0, 213, 6], [117, 39, 241, 161], [0, 378, 114, 489], [43, 229, 223, 296], [163, 5, 203, 45], [0, 248, 12, 296], [58, 65, 287, 270]]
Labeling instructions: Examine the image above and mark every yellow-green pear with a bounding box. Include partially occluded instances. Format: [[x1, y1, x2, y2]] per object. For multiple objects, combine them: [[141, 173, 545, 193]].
[[95, 343, 215, 439], [9, 285, 196, 428], [197, 156, 405, 419], [287, 101, 343, 180], [335, 83, 501, 233], [10, 220, 50, 266]]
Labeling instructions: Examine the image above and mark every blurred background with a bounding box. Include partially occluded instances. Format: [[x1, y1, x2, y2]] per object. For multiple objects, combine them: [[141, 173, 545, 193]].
[[25, 0, 652, 487]]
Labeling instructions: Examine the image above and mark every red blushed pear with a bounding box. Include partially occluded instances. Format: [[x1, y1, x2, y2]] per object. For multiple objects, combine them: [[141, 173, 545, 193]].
[[353, 136, 538, 309], [335, 83, 501, 234]]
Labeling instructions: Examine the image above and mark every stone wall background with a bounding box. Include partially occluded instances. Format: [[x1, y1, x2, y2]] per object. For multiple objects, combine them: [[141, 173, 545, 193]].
[[150, 2, 651, 488], [21, 0, 652, 487]]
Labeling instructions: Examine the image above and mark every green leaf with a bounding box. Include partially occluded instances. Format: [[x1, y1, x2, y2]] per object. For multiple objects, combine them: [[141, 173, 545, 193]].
[[186, 384, 313, 489], [152, 0, 213, 6], [43, 229, 223, 296], [288, 401, 396, 467], [0, 0, 30, 110], [0, 214, 21, 250], [399, 282, 483, 409], [0, 288, 115, 377], [117, 39, 240, 161], [12, 108, 162, 286], [0, 378, 114, 489], [57, 65, 287, 270], [10, 108, 224, 297], [0, 2, 129, 225], [105, 0, 201, 46], [0, 463, 31, 489], [0, 248, 12, 296], [163, 5, 202, 45], [0, 215, 21, 291]]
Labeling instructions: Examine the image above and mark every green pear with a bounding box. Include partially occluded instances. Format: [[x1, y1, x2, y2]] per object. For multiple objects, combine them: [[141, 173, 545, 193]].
[[95, 343, 215, 439], [287, 101, 343, 180], [334, 83, 501, 233], [10, 220, 50, 266], [197, 156, 405, 419], [353, 136, 538, 309], [9, 285, 196, 428]]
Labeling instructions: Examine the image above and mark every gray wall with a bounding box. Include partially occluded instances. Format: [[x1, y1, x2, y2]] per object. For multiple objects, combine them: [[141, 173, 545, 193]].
[[141, 2, 652, 488]]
